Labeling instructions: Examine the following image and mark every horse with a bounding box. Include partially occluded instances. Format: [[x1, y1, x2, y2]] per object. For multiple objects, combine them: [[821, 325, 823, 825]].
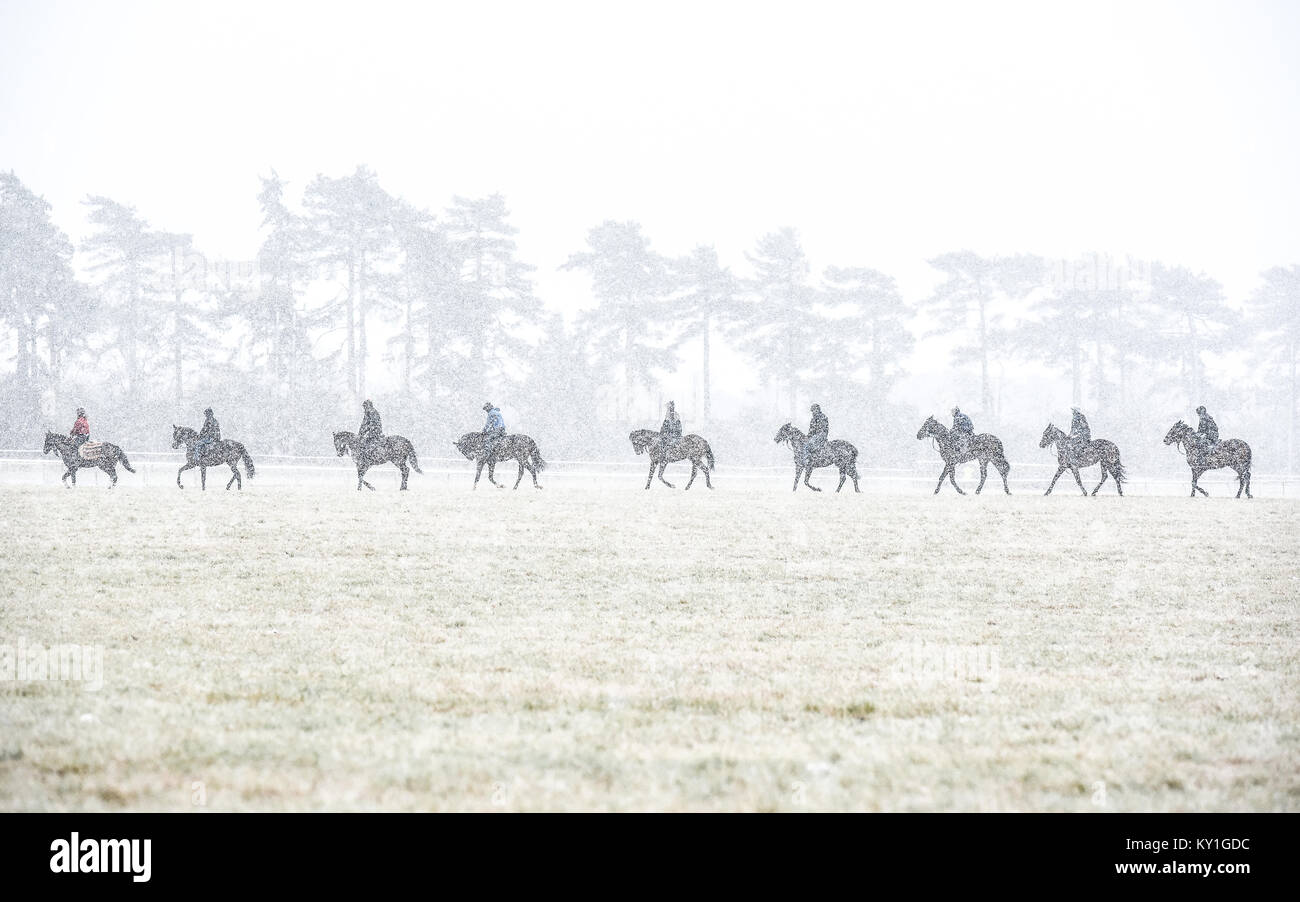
[[43, 432, 135, 488], [916, 416, 1011, 495], [334, 431, 422, 490], [629, 429, 715, 490], [773, 423, 859, 493], [454, 432, 546, 489], [1163, 420, 1252, 498], [172, 425, 256, 490], [1039, 423, 1127, 496]]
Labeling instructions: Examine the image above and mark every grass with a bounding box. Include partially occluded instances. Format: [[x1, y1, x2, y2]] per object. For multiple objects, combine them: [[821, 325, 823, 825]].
[[0, 481, 1296, 811]]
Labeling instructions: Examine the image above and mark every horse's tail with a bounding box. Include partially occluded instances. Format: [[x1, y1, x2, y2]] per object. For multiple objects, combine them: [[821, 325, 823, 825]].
[[530, 442, 547, 471], [407, 444, 423, 474], [1111, 454, 1126, 485], [117, 449, 136, 473], [239, 446, 256, 479], [704, 441, 715, 472]]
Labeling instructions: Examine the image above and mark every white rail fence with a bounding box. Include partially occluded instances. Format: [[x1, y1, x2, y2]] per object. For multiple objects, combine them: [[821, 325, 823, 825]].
[[2, 449, 1294, 496]]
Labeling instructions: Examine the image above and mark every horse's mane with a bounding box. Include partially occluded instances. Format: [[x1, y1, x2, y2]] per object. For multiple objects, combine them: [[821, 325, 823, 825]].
[[174, 425, 198, 438]]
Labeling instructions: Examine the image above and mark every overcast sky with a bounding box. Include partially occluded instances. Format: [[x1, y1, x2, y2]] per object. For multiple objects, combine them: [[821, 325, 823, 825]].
[[4, 0, 1299, 409]]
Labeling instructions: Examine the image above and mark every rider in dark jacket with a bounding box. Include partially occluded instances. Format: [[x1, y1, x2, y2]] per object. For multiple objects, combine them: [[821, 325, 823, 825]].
[[804, 403, 829, 466], [194, 408, 220, 463], [1068, 408, 1092, 462], [359, 400, 384, 451], [952, 407, 974, 456], [660, 401, 683, 456], [1196, 406, 1219, 447]]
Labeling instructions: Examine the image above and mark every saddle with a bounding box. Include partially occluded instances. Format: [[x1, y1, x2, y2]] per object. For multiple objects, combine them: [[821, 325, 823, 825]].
[[78, 442, 105, 461]]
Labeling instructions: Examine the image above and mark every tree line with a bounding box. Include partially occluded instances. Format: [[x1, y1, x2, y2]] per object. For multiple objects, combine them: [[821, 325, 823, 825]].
[[2, 168, 1297, 469]]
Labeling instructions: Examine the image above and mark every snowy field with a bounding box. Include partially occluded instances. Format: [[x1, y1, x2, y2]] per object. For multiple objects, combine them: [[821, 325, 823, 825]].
[[1, 479, 1296, 812]]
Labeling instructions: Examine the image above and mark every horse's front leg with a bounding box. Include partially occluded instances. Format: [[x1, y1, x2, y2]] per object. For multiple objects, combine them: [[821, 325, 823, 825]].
[[793, 466, 802, 492], [1191, 469, 1209, 497], [200, 465, 207, 491], [474, 461, 485, 489], [934, 465, 948, 494], [1045, 466, 1064, 495], [1070, 467, 1086, 495], [803, 467, 821, 492], [176, 462, 194, 489], [356, 463, 367, 491], [645, 459, 656, 490], [62, 466, 74, 487], [658, 462, 675, 489], [487, 460, 503, 488], [948, 465, 965, 495]]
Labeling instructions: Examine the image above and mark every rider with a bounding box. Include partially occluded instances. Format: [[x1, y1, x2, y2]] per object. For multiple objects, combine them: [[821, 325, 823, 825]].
[[359, 400, 384, 453], [804, 403, 829, 468], [660, 401, 683, 457], [482, 401, 506, 460], [194, 407, 220, 464], [952, 406, 974, 456], [1068, 407, 1092, 462], [1196, 406, 1219, 453], [69, 407, 90, 451]]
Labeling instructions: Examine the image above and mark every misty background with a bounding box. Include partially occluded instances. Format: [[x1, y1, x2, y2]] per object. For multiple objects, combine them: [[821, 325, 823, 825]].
[[2, 0, 1298, 476]]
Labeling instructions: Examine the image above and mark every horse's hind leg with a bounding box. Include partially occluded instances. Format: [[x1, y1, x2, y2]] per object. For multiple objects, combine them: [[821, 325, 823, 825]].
[[851, 467, 861, 493], [226, 463, 240, 490], [685, 463, 697, 490], [513, 462, 524, 490], [200, 466, 207, 491], [976, 461, 989, 494], [1092, 469, 1107, 496], [398, 462, 409, 490], [836, 469, 846, 492]]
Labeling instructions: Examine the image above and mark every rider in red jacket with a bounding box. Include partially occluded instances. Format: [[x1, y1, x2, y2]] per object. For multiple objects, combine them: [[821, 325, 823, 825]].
[[70, 408, 90, 449]]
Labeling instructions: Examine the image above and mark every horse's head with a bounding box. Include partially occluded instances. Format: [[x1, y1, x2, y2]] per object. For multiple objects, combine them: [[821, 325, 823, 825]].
[[774, 423, 793, 446], [43, 432, 58, 454], [453, 433, 478, 461], [1163, 421, 1189, 446], [333, 432, 351, 456], [628, 430, 655, 455], [917, 416, 940, 440], [172, 425, 196, 449], [1040, 423, 1063, 448]]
